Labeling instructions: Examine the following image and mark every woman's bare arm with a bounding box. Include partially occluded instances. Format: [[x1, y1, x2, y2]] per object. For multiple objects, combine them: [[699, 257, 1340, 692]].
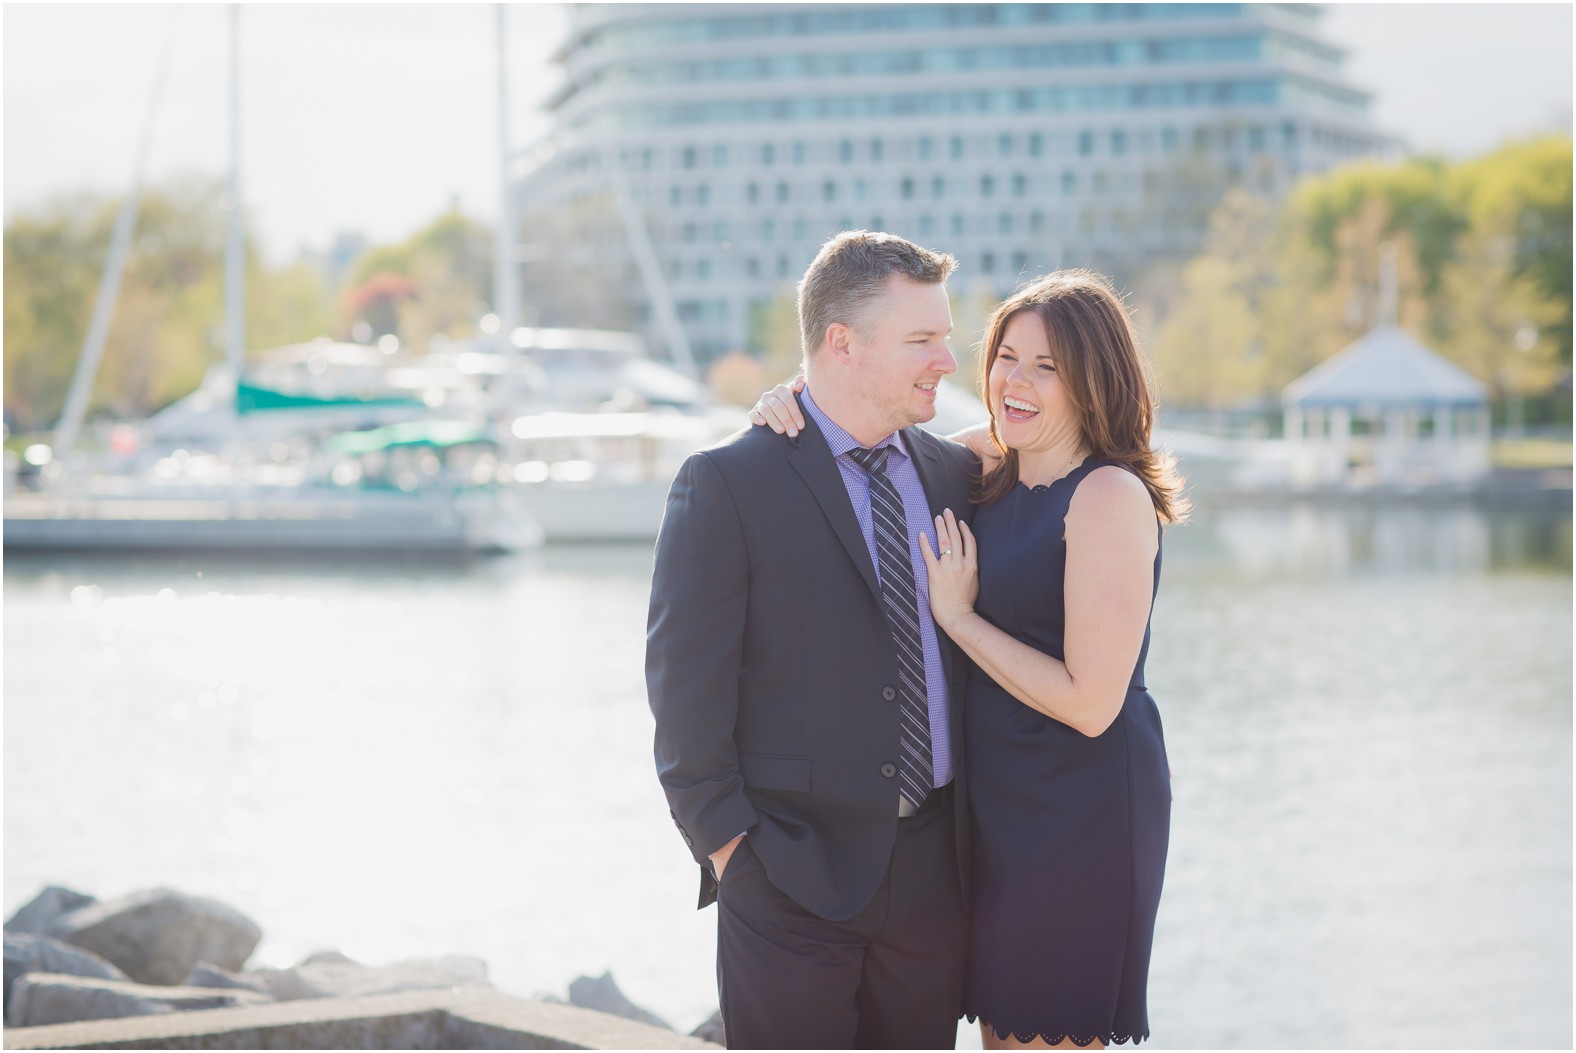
[[924, 467, 1157, 737]]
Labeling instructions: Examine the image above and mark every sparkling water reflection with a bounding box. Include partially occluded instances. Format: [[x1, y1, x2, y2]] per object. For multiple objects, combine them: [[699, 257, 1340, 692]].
[[4, 505, 1570, 1048]]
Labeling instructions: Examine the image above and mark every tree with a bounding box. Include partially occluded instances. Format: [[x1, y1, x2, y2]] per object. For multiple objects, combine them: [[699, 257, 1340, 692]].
[[1152, 256, 1262, 409], [1450, 136, 1573, 367], [747, 291, 804, 381], [3, 179, 335, 431], [344, 209, 493, 349], [1436, 224, 1564, 405]]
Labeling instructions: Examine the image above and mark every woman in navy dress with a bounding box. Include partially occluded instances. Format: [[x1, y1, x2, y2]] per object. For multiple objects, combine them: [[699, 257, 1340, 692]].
[[922, 271, 1184, 1048], [751, 269, 1184, 1049]]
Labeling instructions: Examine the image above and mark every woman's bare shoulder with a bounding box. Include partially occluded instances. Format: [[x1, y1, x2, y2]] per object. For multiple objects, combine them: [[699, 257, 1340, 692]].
[[1068, 464, 1155, 532]]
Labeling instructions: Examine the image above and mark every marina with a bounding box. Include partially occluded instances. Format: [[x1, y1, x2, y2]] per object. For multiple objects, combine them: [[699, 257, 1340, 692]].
[[3, 5, 1569, 1047]]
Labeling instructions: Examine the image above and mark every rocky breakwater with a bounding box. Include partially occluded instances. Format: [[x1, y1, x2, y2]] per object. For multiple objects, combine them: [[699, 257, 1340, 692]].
[[3, 885, 490, 1030], [3, 884, 724, 1045]]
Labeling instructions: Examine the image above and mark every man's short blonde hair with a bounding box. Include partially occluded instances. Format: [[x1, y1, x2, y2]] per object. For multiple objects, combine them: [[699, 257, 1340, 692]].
[[796, 231, 957, 356]]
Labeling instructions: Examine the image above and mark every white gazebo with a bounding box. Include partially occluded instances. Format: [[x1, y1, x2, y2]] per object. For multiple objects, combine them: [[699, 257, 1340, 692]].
[[1283, 324, 1491, 488]]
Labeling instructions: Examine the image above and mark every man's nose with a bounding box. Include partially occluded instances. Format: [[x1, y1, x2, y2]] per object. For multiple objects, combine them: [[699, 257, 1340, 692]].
[[935, 342, 957, 376]]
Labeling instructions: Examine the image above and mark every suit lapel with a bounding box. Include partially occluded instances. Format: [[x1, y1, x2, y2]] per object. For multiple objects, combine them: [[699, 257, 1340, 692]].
[[788, 411, 881, 602], [905, 426, 963, 522], [904, 426, 968, 700]]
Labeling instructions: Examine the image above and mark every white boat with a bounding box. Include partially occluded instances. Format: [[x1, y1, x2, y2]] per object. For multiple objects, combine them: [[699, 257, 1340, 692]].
[[502, 407, 744, 541], [4, 483, 537, 554]]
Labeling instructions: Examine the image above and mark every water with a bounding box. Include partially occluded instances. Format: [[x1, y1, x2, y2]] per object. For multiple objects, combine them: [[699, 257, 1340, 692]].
[[4, 504, 1570, 1048]]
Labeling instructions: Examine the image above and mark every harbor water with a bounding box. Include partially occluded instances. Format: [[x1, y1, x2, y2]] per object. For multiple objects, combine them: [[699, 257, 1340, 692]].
[[4, 502, 1570, 1048]]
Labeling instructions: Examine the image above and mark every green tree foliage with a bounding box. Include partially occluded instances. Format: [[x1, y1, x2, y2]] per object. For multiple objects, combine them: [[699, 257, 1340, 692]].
[[1142, 136, 1572, 414], [3, 180, 333, 431], [343, 209, 493, 351], [1450, 136, 1572, 367], [747, 291, 804, 380]]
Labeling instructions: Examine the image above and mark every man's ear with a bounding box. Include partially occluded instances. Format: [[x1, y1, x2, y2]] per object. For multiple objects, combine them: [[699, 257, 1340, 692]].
[[825, 322, 854, 366]]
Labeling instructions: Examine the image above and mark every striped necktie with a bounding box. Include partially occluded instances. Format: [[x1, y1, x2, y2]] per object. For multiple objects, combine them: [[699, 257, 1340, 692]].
[[847, 444, 933, 811]]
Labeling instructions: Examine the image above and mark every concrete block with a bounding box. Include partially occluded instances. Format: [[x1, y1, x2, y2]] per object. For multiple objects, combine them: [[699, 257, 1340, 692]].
[[3, 989, 723, 1050]]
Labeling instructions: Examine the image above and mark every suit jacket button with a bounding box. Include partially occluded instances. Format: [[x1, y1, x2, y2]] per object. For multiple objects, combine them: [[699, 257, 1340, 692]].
[[880, 763, 896, 778], [882, 686, 897, 701]]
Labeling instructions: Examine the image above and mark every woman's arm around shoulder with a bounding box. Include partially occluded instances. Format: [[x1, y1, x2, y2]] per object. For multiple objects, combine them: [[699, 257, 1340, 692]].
[[948, 423, 1002, 472]]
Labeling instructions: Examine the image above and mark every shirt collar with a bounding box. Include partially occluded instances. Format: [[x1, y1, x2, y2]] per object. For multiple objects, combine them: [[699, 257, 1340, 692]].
[[801, 386, 909, 463]]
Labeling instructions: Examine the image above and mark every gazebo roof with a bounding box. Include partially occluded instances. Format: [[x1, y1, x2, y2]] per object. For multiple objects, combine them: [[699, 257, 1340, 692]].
[[1284, 325, 1488, 408]]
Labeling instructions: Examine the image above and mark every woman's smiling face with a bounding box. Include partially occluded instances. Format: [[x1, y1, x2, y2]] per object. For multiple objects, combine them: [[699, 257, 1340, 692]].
[[987, 311, 1077, 455]]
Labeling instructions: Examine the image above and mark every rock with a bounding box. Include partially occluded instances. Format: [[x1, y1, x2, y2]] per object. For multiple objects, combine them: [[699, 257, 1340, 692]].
[[7, 972, 269, 1028], [258, 954, 491, 1001], [567, 971, 672, 1032], [51, 887, 262, 985], [181, 961, 272, 994], [4, 886, 96, 936], [691, 1008, 725, 1044], [298, 949, 357, 967], [4, 933, 127, 1025]]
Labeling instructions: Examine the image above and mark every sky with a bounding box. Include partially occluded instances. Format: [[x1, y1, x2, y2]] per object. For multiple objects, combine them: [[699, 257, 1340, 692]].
[[3, 3, 1571, 265]]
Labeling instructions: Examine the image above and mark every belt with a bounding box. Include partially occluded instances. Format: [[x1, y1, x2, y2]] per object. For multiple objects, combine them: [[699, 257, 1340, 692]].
[[899, 780, 953, 819]]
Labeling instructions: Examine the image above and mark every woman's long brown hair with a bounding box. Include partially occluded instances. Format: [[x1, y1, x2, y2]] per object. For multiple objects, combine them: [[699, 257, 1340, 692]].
[[975, 269, 1189, 523]]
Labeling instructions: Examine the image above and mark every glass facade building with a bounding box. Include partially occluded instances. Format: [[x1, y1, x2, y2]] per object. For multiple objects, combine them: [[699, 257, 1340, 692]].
[[515, 3, 1388, 359]]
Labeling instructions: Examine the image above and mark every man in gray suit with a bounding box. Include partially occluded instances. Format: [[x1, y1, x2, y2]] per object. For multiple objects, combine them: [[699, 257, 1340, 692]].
[[647, 231, 978, 1048]]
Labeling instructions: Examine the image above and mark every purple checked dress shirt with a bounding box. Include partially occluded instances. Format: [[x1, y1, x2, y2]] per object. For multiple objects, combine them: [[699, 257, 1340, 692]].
[[801, 388, 954, 789]]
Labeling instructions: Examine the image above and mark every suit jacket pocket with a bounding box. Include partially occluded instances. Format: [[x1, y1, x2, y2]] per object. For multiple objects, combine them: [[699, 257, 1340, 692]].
[[738, 751, 813, 792]]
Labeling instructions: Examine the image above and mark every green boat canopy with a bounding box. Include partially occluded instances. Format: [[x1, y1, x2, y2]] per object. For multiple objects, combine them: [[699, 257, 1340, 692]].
[[325, 420, 496, 456], [236, 380, 425, 415]]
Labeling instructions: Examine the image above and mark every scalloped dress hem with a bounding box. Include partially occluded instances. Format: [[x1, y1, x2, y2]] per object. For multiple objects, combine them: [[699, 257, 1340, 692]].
[[963, 1011, 1150, 1047]]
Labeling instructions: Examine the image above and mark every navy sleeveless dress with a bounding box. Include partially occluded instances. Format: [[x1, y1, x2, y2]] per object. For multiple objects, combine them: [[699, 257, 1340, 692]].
[[961, 457, 1170, 1047]]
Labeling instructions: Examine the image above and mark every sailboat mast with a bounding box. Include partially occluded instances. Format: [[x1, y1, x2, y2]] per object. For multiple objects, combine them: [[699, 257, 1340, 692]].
[[494, 3, 520, 342], [225, 4, 246, 396], [54, 9, 181, 459]]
